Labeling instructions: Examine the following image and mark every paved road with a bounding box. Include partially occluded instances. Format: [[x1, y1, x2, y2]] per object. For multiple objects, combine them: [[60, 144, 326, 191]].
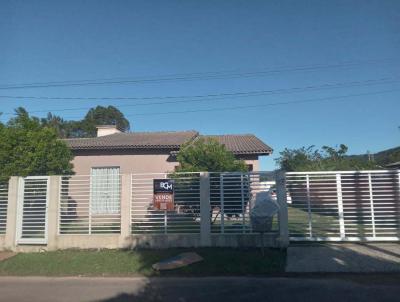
[[1, 276, 400, 302], [286, 243, 400, 273]]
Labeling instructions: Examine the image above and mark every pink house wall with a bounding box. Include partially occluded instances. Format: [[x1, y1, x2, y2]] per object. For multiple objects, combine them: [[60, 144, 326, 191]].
[[72, 153, 178, 175], [71, 150, 260, 174]]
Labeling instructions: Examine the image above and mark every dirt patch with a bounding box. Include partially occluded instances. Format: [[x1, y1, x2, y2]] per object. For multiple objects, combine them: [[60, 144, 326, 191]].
[[0, 252, 16, 262]]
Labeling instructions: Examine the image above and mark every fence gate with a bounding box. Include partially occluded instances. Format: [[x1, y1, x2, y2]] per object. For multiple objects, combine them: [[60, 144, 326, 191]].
[[286, 170, 400, 242], [16, 177, 50, 245]]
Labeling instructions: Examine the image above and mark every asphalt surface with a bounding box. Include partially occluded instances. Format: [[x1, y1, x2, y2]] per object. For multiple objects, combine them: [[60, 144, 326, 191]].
[[1, 276, 400, 302], [286, 243, 400, 272]]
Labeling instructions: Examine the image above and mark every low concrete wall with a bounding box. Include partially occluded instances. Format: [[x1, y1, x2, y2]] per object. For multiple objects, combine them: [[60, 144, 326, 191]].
[[0, 236, 5, 250], [54, 235, 123, 250], [8, 233, 280, 252], [211, 233, 280, 248]]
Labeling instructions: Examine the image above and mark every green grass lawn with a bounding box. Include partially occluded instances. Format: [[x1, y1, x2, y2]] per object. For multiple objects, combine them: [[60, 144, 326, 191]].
[[0, 248, 286, 277], [287, 206, 375, 238]]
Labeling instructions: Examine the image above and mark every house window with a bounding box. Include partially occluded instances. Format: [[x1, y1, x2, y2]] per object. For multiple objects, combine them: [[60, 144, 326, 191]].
[[90, 167, 121, 214], [246, 164, 254, 172]]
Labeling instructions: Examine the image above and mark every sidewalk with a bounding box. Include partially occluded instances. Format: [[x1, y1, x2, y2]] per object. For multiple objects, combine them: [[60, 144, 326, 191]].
[[286, 243, 400, 273]]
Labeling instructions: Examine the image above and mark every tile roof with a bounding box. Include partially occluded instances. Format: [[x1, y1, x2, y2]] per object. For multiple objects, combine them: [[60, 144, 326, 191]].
[[64, 131, 273, 155], [200, 135, 273, 155], [64, 131, 198, 150]]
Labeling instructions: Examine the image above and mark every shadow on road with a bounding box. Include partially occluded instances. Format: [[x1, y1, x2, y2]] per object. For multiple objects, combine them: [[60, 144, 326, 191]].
[[286, 242, 400, 273]]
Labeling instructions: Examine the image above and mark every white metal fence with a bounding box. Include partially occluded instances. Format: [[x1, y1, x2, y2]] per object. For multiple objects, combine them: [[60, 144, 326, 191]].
[[58, 172, 279, 236], [286, 170, 400, 241], [4, 170, 398, 244], [129, 172, 279, 235], [17, 177, 49, 244], [59, 175, 121, 234], [131, 173, 201, 234], [210, 172, 278, 234], [0, 182, 8, 234]]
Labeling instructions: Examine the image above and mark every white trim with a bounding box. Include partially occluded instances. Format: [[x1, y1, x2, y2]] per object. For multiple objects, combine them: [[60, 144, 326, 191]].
[[336, 173, 345, 239], [287, 170, 400, 175]]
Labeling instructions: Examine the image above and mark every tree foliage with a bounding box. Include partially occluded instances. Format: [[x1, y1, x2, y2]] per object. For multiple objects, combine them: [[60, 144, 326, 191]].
[[41, 106, 130, 138], [176, 138, 247, 172], [276, 144, 379, 172], [0, 108, 73, 179], [79, 106, 130, 137], [347, 146, 400, 166]]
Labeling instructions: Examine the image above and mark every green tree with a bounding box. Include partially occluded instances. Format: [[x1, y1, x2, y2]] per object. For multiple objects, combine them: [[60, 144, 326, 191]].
[[0, 108, 73, 180], [176, 137, 247, 172], [79, 106, 130, 137], [41, 106, 130, 138], [276, 144, 379, 172], [175, 138, 248, 219], [41, 113, 78, 138]]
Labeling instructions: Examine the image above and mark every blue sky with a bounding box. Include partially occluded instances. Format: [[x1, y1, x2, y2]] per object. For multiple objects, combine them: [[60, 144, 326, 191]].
[[1, 0, 399, 170]]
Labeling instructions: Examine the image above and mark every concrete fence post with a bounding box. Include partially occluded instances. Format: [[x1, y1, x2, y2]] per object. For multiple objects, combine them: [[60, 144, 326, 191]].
[[275, 170, 289, 248], [4, 177, 20, 250], [200, 172, 211, 246], [119, 174, 131, 248], [47, 176, 60, 250]]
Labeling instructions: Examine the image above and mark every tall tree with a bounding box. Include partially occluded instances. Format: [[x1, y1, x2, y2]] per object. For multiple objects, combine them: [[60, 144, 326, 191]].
[[0, 108, 73, 180], [40, 105, 130, 138], [80, 106, 130, 137]]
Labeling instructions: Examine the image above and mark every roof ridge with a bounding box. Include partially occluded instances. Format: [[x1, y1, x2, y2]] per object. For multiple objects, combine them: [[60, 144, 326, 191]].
[[63, 137, 97, 141], [124, 130, 198, 134], [201, 134, 256, 137], [62, 130, 199, 141]]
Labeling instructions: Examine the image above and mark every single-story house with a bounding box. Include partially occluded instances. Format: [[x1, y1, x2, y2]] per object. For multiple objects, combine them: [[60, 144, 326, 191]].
[[64, 125, 272, 175]]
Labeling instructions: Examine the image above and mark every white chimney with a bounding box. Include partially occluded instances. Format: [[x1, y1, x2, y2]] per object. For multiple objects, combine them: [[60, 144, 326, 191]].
[[96, 125, 122, 137]]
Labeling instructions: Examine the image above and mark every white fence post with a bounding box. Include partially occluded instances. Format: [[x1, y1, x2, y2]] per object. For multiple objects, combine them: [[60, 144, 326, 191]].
[[305, 174, 313, 239], [200, 172, 211, 246], [336, 173, 346, 239], [240, 173, 245, 233], [275, 170, 289, 248], [219, 173, 225, 234], [368, 173, 376, 238]]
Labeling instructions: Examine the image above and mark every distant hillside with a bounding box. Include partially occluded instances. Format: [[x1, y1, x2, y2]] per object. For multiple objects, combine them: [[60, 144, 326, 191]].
[[348, 146, 400, 166]]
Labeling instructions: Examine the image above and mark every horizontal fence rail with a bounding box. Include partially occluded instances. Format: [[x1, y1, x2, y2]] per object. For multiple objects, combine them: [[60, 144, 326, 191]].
[[0, 182, 8, 234], [59, 175, 121, 234], [131, 173, 201, 234], [18, 177, 49, 244], [210, 172, 279, 234], [286, 170, 400, 241], [130, 172, 280, 236]]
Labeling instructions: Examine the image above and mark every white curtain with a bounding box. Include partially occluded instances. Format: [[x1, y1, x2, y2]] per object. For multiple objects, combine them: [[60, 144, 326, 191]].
[[90, 167, 120, 214]]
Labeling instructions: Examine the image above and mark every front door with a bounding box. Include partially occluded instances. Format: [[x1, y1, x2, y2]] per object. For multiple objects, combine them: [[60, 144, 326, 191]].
[[16, 177, 49, 245]]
